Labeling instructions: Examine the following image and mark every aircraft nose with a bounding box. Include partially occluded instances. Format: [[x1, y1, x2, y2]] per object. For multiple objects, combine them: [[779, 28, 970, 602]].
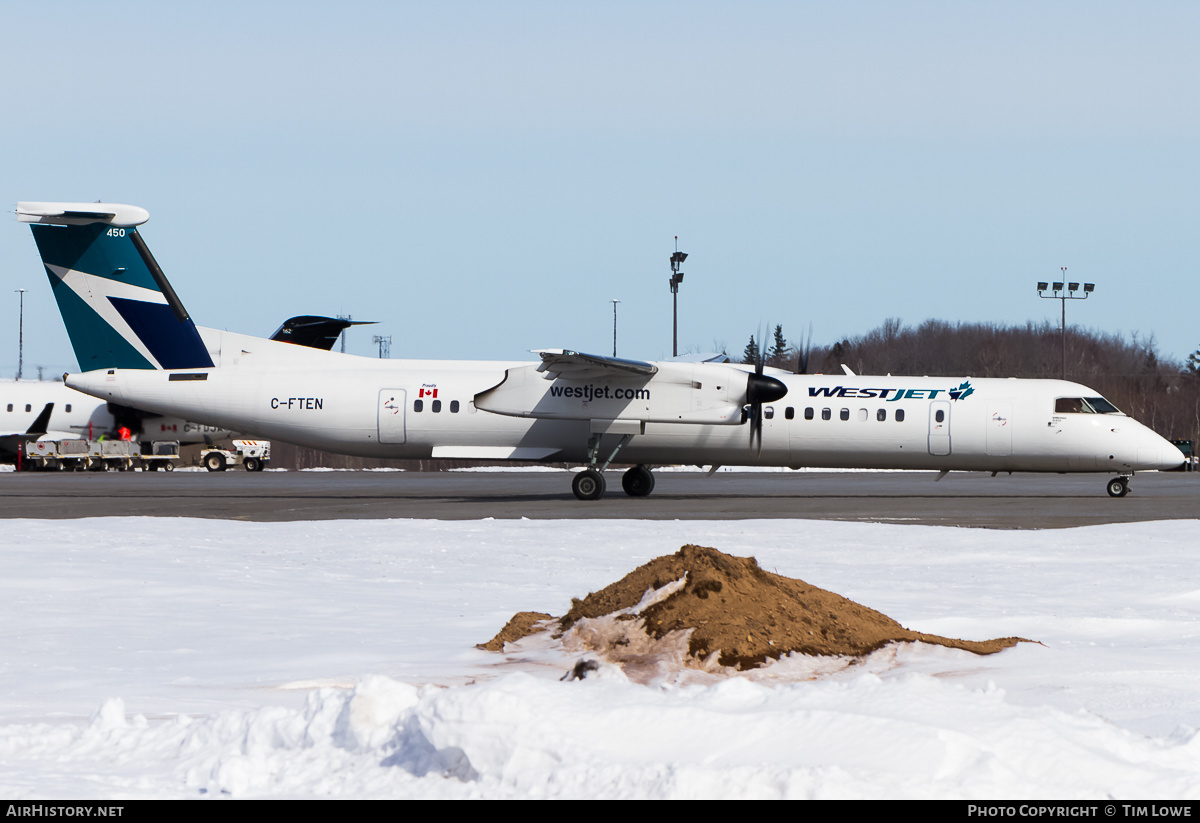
[[1137, 427, 1186, 470]]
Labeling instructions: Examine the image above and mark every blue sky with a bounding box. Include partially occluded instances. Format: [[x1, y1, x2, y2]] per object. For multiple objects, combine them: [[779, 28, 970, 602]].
[[2, 1, 1197, 376]]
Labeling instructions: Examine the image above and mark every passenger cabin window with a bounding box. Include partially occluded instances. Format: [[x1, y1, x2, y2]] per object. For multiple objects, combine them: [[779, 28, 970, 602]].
[[5, 404, 10, 412], [935, 409, 945, 423], [65, 404, 72, 413], [876, 409, 886, 421], [764, 406, 774, 420], [857, 408, 867, 422], [432, 399, 442, 413], [450, 400, 460, 413], [785, 407, 794, 420], [896, 409, 905, 422], [25, 404, 31, 412], [414, 399, 423, 412], [821, 408, 831, 420], [804, 407, 814, 420], [839, 408, 849, 421]]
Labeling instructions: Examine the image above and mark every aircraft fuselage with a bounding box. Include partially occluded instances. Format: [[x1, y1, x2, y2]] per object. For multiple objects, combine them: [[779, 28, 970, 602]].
[[64, 339, 1184, 476]]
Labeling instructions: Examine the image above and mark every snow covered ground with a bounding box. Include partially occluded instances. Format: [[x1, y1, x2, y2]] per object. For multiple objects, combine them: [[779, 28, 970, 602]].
[[2, 516, 1199, 799]]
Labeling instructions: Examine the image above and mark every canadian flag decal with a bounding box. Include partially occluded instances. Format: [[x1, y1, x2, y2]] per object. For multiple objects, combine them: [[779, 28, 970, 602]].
[[419, 388, 438, 398]]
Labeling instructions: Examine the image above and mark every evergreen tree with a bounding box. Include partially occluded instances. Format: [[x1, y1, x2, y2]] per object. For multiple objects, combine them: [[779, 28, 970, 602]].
[[741, 335, 761, 365], [769, 325, 788, 364]]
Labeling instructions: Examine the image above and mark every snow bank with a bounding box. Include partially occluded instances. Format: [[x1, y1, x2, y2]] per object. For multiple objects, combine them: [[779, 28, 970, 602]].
[[1, 517, 1199, 798]]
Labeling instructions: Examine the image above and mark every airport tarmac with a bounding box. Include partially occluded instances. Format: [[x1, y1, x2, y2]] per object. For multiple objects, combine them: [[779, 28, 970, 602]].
[[0, 469, 1196, 528]]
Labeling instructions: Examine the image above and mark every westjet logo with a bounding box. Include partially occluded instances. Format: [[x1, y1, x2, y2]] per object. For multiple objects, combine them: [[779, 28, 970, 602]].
[[549, 384, 651, 401], [808, 381, 975, 402]]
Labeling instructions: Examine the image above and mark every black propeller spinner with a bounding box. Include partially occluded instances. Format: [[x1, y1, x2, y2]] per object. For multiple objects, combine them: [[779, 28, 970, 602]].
[[746, 341, 787, 457]]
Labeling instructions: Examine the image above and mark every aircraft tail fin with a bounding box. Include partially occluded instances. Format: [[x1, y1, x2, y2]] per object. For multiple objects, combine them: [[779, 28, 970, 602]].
[[18, 202, 214, 372], [25, 403, 54, 436]]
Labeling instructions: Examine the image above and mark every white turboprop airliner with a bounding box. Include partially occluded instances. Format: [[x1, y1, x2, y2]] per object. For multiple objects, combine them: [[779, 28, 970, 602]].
[[18, 201, 1186, 499]]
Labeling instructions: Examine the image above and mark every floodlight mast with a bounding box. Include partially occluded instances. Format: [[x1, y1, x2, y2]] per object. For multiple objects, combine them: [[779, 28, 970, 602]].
[[1036, 268, 1095, 379], [14, 289, 24, 381], [669, 238, 687, 357], [611, 299, 620, 357]]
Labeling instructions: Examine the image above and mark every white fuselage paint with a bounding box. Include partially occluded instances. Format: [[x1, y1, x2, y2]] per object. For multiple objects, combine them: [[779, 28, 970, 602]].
[[63, 328, 1186, 475], [0, 380, 116, 443], [0, 379, 237, 455]]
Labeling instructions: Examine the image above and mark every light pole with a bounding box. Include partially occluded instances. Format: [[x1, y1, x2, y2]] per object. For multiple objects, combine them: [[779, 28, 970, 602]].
[[669, 239, 687, 357], [14, 289, 24, 381], [611, 299, 620, 357], [1037, 271, 1094, 379]]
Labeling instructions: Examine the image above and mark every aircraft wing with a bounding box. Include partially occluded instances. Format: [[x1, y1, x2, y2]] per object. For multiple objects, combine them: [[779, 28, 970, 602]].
[[532, 349, 658, 380], [477, 350, 758, 426]]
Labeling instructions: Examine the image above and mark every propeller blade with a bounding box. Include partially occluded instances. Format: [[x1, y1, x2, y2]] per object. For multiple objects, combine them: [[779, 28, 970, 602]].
[[744, 348, 787, 457], [750, 401, 763, 457]]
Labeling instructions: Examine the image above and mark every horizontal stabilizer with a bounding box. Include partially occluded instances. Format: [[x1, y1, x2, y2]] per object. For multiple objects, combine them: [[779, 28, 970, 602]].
[[17, 202, 149, 228]]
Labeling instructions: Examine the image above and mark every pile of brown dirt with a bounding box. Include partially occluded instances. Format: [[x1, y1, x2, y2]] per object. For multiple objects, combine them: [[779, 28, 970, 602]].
[[481, 545, 1030, 669]]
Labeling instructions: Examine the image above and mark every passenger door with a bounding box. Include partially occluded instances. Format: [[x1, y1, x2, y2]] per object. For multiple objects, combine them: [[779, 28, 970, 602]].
[[378, 389, 407, 444]]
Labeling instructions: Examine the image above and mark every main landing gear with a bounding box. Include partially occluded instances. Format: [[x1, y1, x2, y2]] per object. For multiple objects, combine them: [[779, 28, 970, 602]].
[[571, 465, 656, 501], [1106, 475, 1131, 498], [570, 432, 655, 501]]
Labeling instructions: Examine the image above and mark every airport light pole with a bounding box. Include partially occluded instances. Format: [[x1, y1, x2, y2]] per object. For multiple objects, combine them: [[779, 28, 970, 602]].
[[669, 239, 687, 357], [1037, 271, 1094, 379], [14, 289, 24, 381], [611, 299, 620, 357]]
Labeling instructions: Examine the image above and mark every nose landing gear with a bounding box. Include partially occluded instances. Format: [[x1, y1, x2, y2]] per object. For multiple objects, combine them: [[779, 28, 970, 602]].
[[1106, 475, 1130, 498]]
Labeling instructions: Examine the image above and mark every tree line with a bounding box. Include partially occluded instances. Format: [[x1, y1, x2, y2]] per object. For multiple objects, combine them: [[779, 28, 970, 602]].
[[738, 320, 1200, 443]]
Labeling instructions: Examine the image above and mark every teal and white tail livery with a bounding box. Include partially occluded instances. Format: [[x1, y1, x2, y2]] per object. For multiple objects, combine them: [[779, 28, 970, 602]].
[[18, 202, 213, 372]]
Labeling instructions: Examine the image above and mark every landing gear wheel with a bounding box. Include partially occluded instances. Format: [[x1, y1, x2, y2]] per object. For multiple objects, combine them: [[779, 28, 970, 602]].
[[572, 469, 606, 501], [1106, 476, 1130, 498], [204, 452, 227, 472], [621, 465, 655, 497]]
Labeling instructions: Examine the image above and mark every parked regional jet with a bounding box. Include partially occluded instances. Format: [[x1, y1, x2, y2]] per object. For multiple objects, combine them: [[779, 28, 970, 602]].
[[0, 379, 235, 461], [18, 201, 1186, 499]]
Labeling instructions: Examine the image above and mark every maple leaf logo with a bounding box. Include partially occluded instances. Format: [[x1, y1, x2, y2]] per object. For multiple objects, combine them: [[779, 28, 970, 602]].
[[948, 381, 974, 401]]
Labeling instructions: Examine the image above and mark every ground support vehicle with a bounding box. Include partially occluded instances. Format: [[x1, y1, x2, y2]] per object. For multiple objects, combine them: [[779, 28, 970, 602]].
[[201, 440, 270, 472], [22, 439, 180, 472]]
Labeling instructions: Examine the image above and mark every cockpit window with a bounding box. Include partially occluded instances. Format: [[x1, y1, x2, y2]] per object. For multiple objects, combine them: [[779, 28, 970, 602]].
[[1055, 396, 1122, 414], [1084, 396, 1121, 414]]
